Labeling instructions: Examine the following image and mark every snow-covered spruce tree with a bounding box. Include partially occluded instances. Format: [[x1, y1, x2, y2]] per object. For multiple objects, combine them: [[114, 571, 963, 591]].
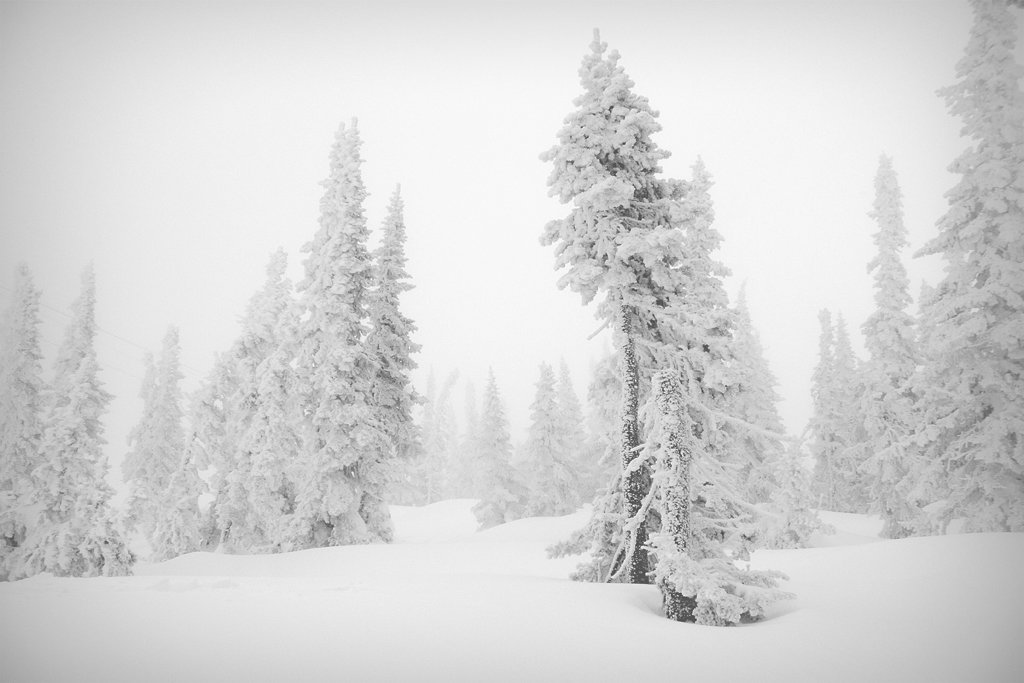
[[582, 353, 622, 494], [184, 352, 239, 550], [729, 286, 825, 547], [727, 285, 786, 504], [555, 359, 590, 501], [237, 250, 303, 551], [860, 155, 922, 538], [551, 155, 790, 619], [472, 369, 529, 529], [809, 310, 840, 509], [11, 267, 133, 578], [292, 120, 388, 546], [405, 369, 457, 504], [910, 0, 1024, 532], [122, 351, 157, 529], [434, 375, 460, 499], [362, 186, 421, 537], [123, 327, 187, 547], [648, 371, 792, 625], [542, 30, 691, 583], [765, 439, 831, 549], [391, 370, 436, 505], [520, 362, 580, 516], [831, 314, 870, 512], [149, 447, 203, 561], [641, 160, 789, 623], [0, 264, 46, 580], [197, 249, 298, 552], [546, 353, 623, 580], [809, 311, 870, 513], [450, 380, 481, 499]]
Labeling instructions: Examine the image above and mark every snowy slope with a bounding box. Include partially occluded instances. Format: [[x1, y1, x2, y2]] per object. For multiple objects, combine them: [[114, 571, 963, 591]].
[[1, 502, 1021, 682]]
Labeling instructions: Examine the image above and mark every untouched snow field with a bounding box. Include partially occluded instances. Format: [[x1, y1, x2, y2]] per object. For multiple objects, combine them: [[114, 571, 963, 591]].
[[1, 501, 1022, 682]]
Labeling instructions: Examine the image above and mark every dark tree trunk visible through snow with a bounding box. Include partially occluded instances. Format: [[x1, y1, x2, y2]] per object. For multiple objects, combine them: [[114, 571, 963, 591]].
[[654, 371, 697, 620], [619, 304, 650, 583]]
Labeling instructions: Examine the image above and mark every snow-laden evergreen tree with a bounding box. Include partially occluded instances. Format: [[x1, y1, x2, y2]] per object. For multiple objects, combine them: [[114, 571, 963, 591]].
[[0, 265, 45, 580], [236, 250, 303, 551], [727, 285, 787, 504], [123, 350, 157, 515], [149, 448, 203, 561], [647, 371, 792, 625], [391, 370, 437, 504], [547, 353, 622, 579], [11, 267, 133, 578], [197, 249, 298, 552], [555, 360, 589, 500], [860, 155, 923, 538], [809, 310, 840, 509], [292, 120, 388, 546], [582, 353, 621, 494], [642, 161, 789, 623], [449, 381, 481, 498], [472, 369, 528, 528], [520, 363, 580, 516], [544, 34, 787, 620], [184, 352, 239, 550], [909, 0, 1024, 532], [542, 30, 690, 582], [405, 369, 457, 504], [831, 314, 870, 512], [362, 186, 420, 537], [551, 156, 790, 620], [729, 286, 826, 548], [123, 327, 187, 545], [763, 440, 831, 549], [810, 311, 869, 513]]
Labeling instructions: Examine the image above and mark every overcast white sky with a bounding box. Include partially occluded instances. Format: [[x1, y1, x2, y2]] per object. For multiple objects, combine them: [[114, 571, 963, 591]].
[[1, 1, 1003, 476]]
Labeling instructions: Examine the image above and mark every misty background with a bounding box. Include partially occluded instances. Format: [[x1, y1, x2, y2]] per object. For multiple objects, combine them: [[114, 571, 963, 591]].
[[1, 1, 979, 483]]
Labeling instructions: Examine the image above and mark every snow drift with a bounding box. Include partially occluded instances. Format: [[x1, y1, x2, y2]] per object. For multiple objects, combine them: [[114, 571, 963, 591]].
[[0, 502, 1020, 682]]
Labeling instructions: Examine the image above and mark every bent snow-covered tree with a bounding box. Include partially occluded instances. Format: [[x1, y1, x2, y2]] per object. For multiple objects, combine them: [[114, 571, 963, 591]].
[[542, 29, 688, 583], [544, 35, 789, 622]]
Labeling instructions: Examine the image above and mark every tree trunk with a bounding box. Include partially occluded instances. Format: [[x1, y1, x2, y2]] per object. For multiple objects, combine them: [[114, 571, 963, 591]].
[[654, 370, 697, 620], [618, 304, 650, 583]]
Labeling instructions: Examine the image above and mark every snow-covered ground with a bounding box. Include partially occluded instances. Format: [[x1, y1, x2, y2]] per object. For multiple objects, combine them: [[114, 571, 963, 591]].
[[1, 501, 1021, 682]]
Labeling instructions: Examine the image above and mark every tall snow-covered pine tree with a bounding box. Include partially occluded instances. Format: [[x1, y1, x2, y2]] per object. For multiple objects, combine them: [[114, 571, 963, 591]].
[[363, 186, 421, 539], [12, 267, 133, 578], [911, 0, 1024, 532], [860, 155, 922, 537], [542, 29, 688, 583], [0, 265, 46, 579], [292, 120, 387, 546], [520, 362, 580, 516], [472, 369, 528, 528]]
